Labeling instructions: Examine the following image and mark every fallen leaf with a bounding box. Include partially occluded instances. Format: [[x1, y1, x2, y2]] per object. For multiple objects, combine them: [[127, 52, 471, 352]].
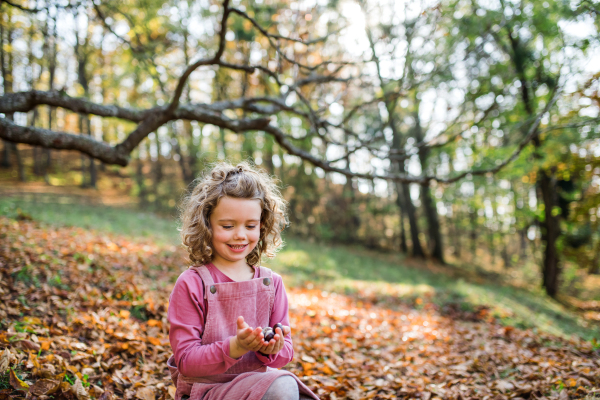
[[496, 380, 514, 392], [9, 368, 29, 391], [136, 386, 155, 400], [301, 355, 316, 363], [0, 348, 10, 374], [29, 379, 60, 396], [98, 390, 114, 400], [71, 378, 90, 400], [18, 339, 41, 351]]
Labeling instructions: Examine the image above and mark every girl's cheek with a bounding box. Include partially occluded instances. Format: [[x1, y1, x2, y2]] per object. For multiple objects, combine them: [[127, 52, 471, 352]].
[[213, 229, 230, 243]]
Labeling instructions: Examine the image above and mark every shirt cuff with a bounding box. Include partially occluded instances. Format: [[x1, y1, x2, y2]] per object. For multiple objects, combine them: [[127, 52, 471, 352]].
[[255, 350, 275, 364]]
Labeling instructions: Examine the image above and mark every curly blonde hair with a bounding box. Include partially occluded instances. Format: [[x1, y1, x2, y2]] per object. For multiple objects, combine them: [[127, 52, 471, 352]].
[[179, 161, 288, 266]]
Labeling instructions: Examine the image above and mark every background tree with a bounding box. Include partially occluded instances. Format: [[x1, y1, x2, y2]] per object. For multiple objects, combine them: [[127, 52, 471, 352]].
[[0, 0, 598, 298]]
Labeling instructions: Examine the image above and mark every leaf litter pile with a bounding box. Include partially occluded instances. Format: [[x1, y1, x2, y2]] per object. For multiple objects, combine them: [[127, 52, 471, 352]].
[[1, 217, 599, 400]]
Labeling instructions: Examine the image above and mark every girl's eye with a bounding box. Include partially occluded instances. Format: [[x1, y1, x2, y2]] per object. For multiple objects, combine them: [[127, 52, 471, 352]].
[[246, 225, 257, 229], [223, 225, 233, 229]]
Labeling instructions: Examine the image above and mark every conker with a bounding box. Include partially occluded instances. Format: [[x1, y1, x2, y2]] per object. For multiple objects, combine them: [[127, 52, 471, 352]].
[[262, 322, 285, 342], [263, 327, 275, 342]]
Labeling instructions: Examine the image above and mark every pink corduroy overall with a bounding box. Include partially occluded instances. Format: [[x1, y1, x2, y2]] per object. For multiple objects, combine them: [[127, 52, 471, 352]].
[[167, 265, 319, 400]]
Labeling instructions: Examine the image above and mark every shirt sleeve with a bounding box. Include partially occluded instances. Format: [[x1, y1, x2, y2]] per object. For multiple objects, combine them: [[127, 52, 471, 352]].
[[167, 270, 239, 377], [255, 273, 294, 368]]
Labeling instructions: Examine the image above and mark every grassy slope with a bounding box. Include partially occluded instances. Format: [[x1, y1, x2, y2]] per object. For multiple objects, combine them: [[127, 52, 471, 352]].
[[1, 195, 597, 341]]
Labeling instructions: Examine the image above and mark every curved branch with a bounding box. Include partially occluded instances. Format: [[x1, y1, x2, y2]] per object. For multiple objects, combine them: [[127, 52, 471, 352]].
[[167, 0, 231, 114], [0, 117, 129, 165], [0, 91, 153, 121]]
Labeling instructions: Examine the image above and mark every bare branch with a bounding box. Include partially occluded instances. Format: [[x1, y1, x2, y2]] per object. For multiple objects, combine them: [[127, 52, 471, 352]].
[[436, 86, 562, 184], [1, 0, 42, 12], [0, 117, 129, 165], [0, 0, 75, 13], [167, 0, 231, 114], [0, 91, 153, 121], [230, 7, 356, 72]]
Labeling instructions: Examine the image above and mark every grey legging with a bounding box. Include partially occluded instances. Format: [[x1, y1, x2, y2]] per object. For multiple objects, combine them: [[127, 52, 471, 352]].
[[261, 376, 313, 400]]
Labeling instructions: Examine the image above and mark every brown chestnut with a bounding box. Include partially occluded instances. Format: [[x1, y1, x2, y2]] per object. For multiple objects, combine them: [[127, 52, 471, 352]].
[[263, 327, 275, 342], [273, 323, 283, 333]]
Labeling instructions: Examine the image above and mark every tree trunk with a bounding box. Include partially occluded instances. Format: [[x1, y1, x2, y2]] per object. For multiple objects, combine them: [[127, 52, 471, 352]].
[[454, 212, 461, 258], [489, 228, 495, 265], [413, 96, 444, 262], [520, 227, 528, 260], [75, 11, 95, 188], [136, 149, 148, 208], [44, 13, 58, 179], [151, 134, 163, 209], [501, 235, 511, 268], [242, 132, 254, 163], [277, 145, 285, 181], [539, 170, 561, 297], [1, 10, 25, 181], [0, 8, 26, 182], [470, 209, 477, 260], [421, 183, 444, 262], [171, 123, 193, 184], [263, 134, 274, 174], [395, 193, 408, 254], [398, 181, 425, 257]]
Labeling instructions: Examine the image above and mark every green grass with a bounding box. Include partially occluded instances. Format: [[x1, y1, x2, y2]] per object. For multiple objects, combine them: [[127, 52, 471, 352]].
[[1, 195, 598, 341], [0, 196, 179, 245], [265, 239, 599, 341]]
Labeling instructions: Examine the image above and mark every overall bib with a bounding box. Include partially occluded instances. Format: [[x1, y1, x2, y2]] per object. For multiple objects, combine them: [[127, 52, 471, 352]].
[[167, 265, 319, 400]]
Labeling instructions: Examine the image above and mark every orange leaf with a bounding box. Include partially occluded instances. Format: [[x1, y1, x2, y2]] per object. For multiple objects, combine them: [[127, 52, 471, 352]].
[[147, 337, 161, 346]]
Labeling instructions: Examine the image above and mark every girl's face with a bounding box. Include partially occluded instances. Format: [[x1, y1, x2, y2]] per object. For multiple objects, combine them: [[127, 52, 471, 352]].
[[209, 196, 262, 268]]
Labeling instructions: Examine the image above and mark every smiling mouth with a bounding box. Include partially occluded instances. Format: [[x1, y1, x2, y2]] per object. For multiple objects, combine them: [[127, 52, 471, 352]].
[[227, 244, 248, 250]]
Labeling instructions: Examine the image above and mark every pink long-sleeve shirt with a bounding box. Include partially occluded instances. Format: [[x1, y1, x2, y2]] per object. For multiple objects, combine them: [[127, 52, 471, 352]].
[[167, 264, 294, 377]]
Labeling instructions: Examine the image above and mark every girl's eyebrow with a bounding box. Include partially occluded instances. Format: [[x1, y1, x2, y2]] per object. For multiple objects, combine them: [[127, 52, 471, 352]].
[[217, 218, 260, 222]]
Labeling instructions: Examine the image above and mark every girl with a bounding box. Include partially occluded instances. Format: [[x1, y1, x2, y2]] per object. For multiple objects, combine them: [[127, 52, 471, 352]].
[[167, 162, 319, 400]]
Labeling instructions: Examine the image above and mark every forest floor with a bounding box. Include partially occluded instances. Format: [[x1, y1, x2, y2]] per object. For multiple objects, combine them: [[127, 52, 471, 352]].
[[0, 195, 599, 400]]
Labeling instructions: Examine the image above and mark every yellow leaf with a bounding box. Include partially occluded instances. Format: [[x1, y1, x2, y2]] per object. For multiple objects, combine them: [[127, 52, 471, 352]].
[[9, 368, 29, 391]]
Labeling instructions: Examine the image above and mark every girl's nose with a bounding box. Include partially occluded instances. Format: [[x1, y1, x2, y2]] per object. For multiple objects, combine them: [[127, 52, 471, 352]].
[[233, 227, 246, 239]]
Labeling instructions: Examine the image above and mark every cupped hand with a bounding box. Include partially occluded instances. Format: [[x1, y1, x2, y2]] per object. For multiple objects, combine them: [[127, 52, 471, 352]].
[[258, 325, 290, 355], [234, 316, 265, 352]]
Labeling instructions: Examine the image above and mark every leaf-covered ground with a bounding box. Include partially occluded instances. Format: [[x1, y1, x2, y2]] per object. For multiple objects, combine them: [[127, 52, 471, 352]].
[[1, 217, 599, 400]]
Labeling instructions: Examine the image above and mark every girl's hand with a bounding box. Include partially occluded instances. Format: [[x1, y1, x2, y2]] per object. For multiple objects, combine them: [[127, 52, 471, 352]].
[[230, 316, 264, 358], [258, 325, 290, 356]]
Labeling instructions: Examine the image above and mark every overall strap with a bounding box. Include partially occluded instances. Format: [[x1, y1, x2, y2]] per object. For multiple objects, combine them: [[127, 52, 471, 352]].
[[258, 266, 275, 317], [189, 265, 215, 299]]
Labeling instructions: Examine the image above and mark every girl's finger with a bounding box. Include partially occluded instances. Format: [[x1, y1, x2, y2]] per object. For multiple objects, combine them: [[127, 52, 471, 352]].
[[263, 341, 276, 354], [237, 326, 253, 340], [248, 328, 264, 346]]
